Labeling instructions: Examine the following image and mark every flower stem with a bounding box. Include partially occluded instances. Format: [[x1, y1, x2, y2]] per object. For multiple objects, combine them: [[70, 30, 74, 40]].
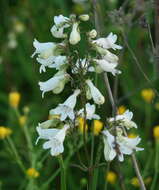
[[7, 136, 25, 173], [58, 155, 66, 190], [150, 140, 159, 190]]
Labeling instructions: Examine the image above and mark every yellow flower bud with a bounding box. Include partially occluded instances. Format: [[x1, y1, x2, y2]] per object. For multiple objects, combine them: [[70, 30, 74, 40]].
[[106, 171, 117, 184], [93, 120, 103, 135], [117, 105, 126, 115], [128, 133, 137, 138], [26, 168, 39, 178], [78, 117, 88, 133], [0, 127, 12, 139], [153, 126, 159, 139], [131, 177, 140, 187], [9, 92, 21, 108], [19, 116, 27, 126], [141, 89, 155, 103]]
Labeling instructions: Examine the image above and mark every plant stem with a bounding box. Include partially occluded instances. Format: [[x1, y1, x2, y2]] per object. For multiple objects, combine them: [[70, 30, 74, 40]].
[[150, 140, 159, 190], [7, 136, 25, 173], [58, 155, 66, 190], [91, 139, 103, 190], [104, 162, 110, 190]]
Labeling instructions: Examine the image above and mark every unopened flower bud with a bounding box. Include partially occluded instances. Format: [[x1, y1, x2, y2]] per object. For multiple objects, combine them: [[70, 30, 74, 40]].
[[88, 29, 97, 39], [79, 14, 89, 21], [69, 22, 81, 45]]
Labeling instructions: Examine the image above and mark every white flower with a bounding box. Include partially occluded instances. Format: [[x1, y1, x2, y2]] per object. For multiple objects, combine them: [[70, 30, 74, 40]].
[[103, 50, 119, 62], [39, 71, 69, 97], [69, 22, 81, 45], [109, 110, 137, 129], [37, 55, 68, 73], [50, 89, 80, 121], [54, 15, 70, 28], [117, 135, 144, 158], [36, 124, 70, 156], [95, 59, 121, 76], [88, 29, 97, 39], [78, 103, 100, 120], [79, 14, 89, 21], [92, 32, 122, 50], [102, 129, 143, 162], [51, 25, 67, 38], [86, 79, 105, 105], [103, 130, 116, 161], [31, 39, 57, 59], [72, 58, 93, 74]]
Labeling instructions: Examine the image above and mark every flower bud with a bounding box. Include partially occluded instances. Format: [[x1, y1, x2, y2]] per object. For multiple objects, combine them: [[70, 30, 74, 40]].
[[88, 29, 97, 39], [9, 92, 21, 108], [86, 79, 105, 105], [69, 22, 81, 45], [79, 14, 89, 21]]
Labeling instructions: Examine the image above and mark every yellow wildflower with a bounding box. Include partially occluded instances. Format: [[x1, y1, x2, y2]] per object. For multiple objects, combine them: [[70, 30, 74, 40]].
[[0, 127, 12, 139], [9, 92, 21, 108], [131, 177, 140, 187], [106, 171, 117, 184], [93, 120, 103, 135], [128, 133, 137, 138], [19, 116, 27, 126], [78, 117, 88, 133], [26, 168, 39, 178], [153, 126, 159, 139], [117, 105, 126, 115], [141, 89, 155, 103]]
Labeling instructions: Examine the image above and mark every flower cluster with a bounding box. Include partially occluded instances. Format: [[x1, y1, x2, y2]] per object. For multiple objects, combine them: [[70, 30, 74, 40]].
[[103, 110, 143, 161], [32, 14, 143, 161]]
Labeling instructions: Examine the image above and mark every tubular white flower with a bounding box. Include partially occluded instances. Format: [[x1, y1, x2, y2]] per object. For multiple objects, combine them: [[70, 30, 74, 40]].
[[102, 130, 116, 161], [78, 103, 100, 120], [116, 135, 144, 161], [94, 59, 121, 76], [86, 79, 105, 105], [103, 50, 119, 62], [51, 25, 67, 38], [69, 22, 81, 45], [92, 32, 122, 50], [50, 89, 80, 121], [39, 71, 69, 97], [54, 15, 70, 28], [102, 129, 143, 162], [109, 110, 137, 129], [36, 124, 70, 156], [31, 39, 57, 59], [36, 55, 67, 73]]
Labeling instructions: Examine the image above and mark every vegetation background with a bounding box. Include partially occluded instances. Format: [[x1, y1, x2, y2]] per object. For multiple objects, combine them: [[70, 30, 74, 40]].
[[0, 0, 159, 189]]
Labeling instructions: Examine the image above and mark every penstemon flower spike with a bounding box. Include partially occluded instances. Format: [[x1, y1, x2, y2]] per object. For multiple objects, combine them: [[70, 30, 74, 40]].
[[31, 12, 144, 189]]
